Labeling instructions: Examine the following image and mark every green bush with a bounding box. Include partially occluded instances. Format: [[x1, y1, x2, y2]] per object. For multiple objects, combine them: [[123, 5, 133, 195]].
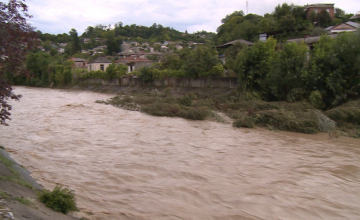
[[309, 90, 325, 109], [141, 103, 180, 117], [178, 94, 193, 106], [38, 186, 77, 214], [255, 110, 318, 134], [233, 115, 255, 128], [325, 104, 360, 125], [177, 106, 209, 120]]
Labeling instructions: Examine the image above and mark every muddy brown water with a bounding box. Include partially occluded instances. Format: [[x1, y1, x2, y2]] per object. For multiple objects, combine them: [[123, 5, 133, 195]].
[[1, 86, 360, 220]]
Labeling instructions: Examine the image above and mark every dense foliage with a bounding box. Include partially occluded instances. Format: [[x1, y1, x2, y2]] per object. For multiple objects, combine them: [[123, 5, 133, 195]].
[[229, 31, 360, 109], [136, 45, 224, 82]]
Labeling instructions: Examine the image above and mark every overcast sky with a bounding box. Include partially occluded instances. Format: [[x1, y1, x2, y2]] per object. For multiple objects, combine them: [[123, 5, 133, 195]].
[[25, 0, 360, 35]]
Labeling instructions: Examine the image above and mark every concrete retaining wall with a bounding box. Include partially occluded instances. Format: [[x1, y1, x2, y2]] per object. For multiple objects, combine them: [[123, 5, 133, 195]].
[[78, 77, 238, 88]]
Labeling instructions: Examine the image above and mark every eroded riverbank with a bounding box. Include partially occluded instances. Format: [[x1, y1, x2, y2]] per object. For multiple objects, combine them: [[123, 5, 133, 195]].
[[1, 86, 360, 220]]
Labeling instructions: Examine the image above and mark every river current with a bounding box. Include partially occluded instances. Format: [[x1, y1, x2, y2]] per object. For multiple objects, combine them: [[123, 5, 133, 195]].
[[0, 86, 360, 220]]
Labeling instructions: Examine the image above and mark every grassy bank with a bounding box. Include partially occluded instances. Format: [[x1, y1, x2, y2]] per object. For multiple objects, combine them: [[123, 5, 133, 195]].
[[97, 87, 360, 138]]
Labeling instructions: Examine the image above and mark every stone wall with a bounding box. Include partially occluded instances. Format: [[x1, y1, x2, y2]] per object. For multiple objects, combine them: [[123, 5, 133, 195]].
[[78, 77, 238, 88]]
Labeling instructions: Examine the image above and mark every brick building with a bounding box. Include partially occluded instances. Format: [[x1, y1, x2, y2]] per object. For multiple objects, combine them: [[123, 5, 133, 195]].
[[304, 3, 335, 19]]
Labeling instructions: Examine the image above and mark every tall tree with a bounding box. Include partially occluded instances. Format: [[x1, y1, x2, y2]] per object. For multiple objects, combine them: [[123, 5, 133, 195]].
[[69, 28, 81, 54], [106, 32, 122, 55], [0, 0, 38, 125]]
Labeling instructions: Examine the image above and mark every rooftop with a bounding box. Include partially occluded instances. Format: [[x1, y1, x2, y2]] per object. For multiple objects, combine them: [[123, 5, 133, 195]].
[[71, 58, 88, 62], [304, 3, 335, 10], [115, 56, 152, 63], [287, 34, 338, 44], [88, 57, 112, 64], [216, 39, 254, 48]]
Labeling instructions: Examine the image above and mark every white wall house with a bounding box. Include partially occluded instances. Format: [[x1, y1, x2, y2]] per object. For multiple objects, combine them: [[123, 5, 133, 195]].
[[87, 57, 112, 72]]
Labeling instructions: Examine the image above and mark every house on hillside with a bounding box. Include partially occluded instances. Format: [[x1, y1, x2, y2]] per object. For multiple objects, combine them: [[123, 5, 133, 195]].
[[115, 56, 152, 73], [145, 51, 163, 62], [163, 41, 174, 46], [93, 45, 107, 51], [304, 3, 335, 19], [37, 46, 45, 51], [216, 39, 254, 64], [129, 41, 139, 46], [175, 44, 183, 50], [71, 58, 88, 68], [161, 45, 170, 52], [117, 50, 146, 59], [87, 57, 112, 72], [350, 11, 360, 20], [329, 21, 359, 34], [286, 34, 338, 50], [59, 43, 67, 47], [216, 39, 254, 49]]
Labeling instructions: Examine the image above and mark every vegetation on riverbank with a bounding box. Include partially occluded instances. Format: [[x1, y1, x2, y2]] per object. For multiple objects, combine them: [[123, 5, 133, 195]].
[[0, 148, 33, 189], [38, 186, 78, 214], [97, 87, 359, 138]]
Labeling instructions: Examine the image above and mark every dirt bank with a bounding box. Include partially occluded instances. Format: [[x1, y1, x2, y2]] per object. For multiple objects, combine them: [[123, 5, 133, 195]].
[[0, 147, 79, 220]]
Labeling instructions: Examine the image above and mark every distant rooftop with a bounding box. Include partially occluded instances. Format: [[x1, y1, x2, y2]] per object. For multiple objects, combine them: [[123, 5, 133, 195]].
[[216, 39, 254, 48], [115, 56, 152, 63], [287, 34, 338, 44], [304, 3, 335, 10], [350, 11, 360, 20], [345, 21, 360, 28], [71, 58, 88, 62]]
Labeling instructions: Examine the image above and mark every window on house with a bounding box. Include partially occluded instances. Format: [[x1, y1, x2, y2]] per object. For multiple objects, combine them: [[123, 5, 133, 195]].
[[326, 9, 330, 13], [314, 9, 318, 14], [100, 64, 104, 71], [89, 65, 92, 71]]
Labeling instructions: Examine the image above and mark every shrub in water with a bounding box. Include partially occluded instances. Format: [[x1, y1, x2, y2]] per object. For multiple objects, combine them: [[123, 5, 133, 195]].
[[177, 106, 209, 120], [38, 186, 77, 214]]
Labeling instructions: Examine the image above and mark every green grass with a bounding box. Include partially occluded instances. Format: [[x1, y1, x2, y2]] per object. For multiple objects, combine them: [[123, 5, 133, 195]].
[[0, 190, 10, 199], [0, 152, 33, 189], [14, 197, 33, 206]]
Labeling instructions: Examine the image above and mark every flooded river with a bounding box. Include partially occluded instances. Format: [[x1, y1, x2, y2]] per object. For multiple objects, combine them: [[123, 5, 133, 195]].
[[1, 86, 360, 220]]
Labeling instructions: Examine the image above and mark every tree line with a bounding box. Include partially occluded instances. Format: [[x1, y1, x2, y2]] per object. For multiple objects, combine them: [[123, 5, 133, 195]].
[[225, 31, 360, 109]]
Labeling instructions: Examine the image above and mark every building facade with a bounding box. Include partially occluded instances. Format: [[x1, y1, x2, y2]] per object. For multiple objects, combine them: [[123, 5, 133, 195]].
[[87, 57, 112, 72]]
